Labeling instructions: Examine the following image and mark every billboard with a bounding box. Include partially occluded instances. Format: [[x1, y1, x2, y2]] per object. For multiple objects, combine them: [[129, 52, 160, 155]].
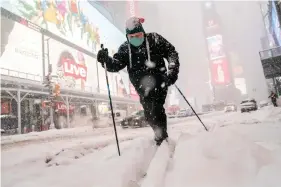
[[48, 38, 98, 92], [1, 0, 126, 55], [0, 17, 42, 80], [1, 1, 133, 97], [206, 35, 225, 60], [87, 0, 139, 34], [202, 1, 232, 87], [210, 58, 231, 85]]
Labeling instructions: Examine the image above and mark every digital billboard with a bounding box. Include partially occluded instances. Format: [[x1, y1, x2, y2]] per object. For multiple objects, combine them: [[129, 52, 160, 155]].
[[48, 38, 98, 92], [210, 58, 231, 84], [202, 1, 232, 87], [206, 35, 225, 60], [0, 17, 42, 80], [1, 0, 126, 55], [1, 1, 132, 97]]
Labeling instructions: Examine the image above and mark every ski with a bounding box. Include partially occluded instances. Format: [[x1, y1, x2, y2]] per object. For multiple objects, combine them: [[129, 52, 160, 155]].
[[139, 137, 176, 187]]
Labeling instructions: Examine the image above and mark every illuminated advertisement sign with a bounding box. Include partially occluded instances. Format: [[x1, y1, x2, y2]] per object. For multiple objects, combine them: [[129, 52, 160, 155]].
[[0, 17, 42, 80], [210, 58, 231, 84], [202, 2, 232, 86], [48, 38, 98, 92], [206, 35, 225, 60], [1, 0, 126, 55]]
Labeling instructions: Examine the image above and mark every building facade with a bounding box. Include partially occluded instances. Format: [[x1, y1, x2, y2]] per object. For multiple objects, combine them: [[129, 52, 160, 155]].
[[259, 1, 281, 95], [0, 0, 140, 134]]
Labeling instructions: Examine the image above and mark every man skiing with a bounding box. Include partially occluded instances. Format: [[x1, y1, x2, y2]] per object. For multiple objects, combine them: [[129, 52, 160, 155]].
[[268, 91, 278, 107], [97, 17, 180, 145]]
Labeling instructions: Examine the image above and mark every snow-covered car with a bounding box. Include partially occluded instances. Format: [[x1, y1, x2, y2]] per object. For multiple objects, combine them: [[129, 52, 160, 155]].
[[224, 104, 237, 112], [259, 100, 271, 108], [240, 99, 258, 113], [177, 110, 188, 118], [167, 113, 177, 118], [177, 109, 193, 118]]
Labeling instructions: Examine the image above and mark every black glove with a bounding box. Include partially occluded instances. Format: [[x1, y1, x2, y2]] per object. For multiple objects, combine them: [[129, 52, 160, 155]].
[[97, 48, 109, 66], [164, 73, 178, 87]]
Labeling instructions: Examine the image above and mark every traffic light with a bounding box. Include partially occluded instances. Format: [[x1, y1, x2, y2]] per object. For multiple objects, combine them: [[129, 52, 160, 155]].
[[53, 84, 60, 97], [44, 74, 51, 87]]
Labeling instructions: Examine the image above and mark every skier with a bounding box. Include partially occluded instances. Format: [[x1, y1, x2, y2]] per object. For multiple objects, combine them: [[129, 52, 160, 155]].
[[268, 91, 278, 107], [97, 17, 180, 145]]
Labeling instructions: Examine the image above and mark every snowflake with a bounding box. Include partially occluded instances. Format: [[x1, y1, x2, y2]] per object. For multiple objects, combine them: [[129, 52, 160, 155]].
[[145, 60, 156, 68], [160, 67, 166, 71]]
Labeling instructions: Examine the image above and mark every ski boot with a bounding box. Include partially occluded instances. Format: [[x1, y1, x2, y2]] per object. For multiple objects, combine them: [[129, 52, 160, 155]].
[[153, 127, 168, 146]]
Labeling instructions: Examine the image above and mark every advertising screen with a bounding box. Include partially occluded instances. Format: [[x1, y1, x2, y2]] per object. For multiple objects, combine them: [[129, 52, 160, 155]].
[[88, 0, 139, 34], [210, 58, 230, 85], [0, 17, 42, 81], [48, 38, 98, 92], [1, 0, 126, 55], [206, 35, 225, 60]]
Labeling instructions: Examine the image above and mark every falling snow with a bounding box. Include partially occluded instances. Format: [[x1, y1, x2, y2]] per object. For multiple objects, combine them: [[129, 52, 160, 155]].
[[160, 67, 166, 71], [145, 60, 156, 68]]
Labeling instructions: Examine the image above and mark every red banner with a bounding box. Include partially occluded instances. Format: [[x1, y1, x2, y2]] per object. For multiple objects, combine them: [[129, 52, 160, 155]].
[[210, 58, 230, 84]]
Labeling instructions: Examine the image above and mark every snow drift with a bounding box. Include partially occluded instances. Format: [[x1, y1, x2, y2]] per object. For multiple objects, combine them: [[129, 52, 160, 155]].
[[165, 129, 281, 187]]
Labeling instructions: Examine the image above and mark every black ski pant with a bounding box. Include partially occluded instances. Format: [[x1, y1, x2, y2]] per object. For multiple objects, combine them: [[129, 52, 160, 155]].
[[139, 89, 167, 133], [272, 99, 277, 107]]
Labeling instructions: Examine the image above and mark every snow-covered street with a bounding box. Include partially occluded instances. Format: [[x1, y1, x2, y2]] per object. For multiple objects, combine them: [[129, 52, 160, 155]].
[[2, 106, 281, 187]]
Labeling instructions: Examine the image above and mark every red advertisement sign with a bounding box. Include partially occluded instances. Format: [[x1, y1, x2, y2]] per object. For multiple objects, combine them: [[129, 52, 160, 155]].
[[210, 58, 230, 84], [55, 102, 75, 114], [129, 83, 139, 100], [62, 57, 87, 81]]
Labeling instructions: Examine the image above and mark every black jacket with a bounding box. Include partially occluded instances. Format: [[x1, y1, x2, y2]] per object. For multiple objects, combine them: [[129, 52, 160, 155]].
[[101, 33, 180, 98], [269, 93, 278, 101]]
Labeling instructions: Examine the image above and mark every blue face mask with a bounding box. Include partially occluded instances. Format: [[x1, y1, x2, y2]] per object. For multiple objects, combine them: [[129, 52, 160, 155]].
[[129, 37, 144, 47]]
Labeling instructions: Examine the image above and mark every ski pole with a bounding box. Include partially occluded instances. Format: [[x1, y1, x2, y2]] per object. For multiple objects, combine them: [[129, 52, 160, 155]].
[[101, 44, 121, 156], [174, 84, 208, 131]]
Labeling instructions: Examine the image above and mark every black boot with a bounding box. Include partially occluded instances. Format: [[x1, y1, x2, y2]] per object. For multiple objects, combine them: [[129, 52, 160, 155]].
[[153, 126, 168, 146]]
